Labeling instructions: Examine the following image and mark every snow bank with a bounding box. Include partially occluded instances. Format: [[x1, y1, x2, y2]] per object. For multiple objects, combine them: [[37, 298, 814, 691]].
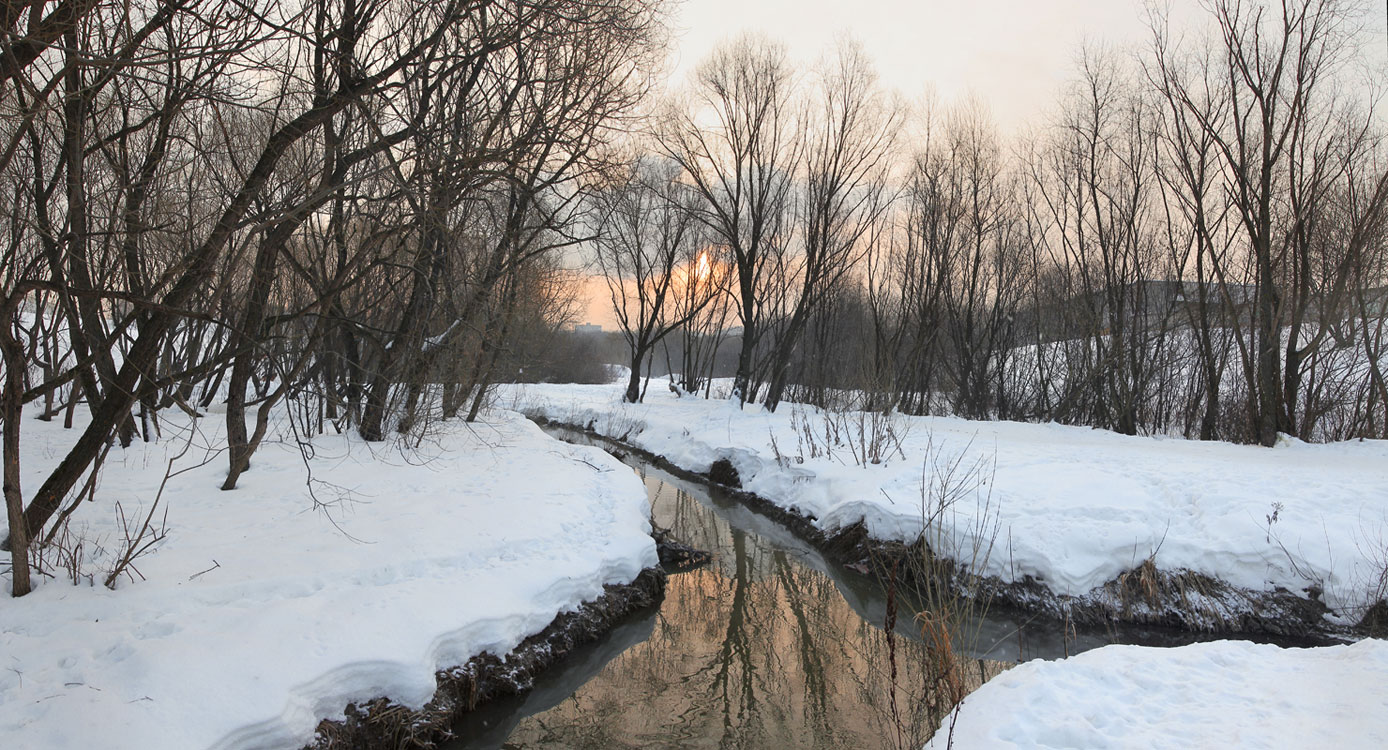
[[0, 409, 656, 750], [504, 382, 1388, 616], [925, 638, 1388, 749]]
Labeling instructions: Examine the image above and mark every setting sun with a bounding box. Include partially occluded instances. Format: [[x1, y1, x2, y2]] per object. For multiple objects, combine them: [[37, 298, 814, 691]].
[[694, 249, 712, 282]]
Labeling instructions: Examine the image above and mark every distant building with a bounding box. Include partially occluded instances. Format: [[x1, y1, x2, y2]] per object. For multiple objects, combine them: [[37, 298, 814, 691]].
[[1016, 280, 1258, 343], [1354, 286, 1388, 318], [574, 322, 603, 335]]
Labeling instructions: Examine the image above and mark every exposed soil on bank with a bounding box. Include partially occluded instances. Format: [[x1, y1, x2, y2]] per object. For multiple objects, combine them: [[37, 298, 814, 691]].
[[306, 568, 666, 750], [530, 416, 1365, 644]]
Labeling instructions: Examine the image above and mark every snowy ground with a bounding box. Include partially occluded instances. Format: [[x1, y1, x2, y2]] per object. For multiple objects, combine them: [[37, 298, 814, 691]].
[[503, 381, 1388, 620], [924, 637, 1388, 749], [0, 408, 656, 749]]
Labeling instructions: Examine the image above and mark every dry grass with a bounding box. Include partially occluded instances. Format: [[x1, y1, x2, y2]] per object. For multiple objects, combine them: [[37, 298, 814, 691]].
[[871, 431, 1001, 748], [1115, 557, 1163, 610]]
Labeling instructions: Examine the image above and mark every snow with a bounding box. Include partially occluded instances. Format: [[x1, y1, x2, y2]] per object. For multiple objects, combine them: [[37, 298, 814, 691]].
[[924, 638, 1388, 749], [0, 409, 657, 750], [504, 381, 1388, 616]]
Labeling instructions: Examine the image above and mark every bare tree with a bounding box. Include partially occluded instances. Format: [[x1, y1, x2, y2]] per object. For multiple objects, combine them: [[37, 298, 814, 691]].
[[1149, 0, 1366, 444], [658, 34, 799, 405], [592, 155, 720, 402], [1029, 49, 1173, 434], [761, 41, 900, 412]]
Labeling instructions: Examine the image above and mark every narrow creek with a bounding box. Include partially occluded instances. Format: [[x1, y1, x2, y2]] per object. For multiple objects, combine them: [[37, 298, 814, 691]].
[[445, 426, 1278, 749]]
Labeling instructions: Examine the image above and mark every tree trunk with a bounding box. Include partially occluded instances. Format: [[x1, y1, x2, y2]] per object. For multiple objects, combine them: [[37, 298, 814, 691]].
[[1255, 244, 1283, 446], [2, 330, 32, 596], [624, 349, 645, 403]]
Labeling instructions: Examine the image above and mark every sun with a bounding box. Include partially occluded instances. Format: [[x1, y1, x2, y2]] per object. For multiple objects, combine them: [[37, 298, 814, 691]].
[[695, 249, 712, 282]]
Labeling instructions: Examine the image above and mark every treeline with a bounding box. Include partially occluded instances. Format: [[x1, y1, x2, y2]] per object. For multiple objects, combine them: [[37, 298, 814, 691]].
[[596, 0, 1388, 449], [0, 0, 667, 595]]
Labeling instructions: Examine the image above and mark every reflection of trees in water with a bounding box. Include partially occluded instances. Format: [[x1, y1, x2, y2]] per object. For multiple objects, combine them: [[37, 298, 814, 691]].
[[502, 476, 1002, 748]]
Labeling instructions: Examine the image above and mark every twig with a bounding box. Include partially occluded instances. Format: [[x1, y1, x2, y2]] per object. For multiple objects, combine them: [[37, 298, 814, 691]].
[[188, 560, 220, 581]]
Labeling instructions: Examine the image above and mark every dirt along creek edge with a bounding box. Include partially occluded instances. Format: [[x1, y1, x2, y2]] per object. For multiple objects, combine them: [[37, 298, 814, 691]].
[[527, 415, 1383, 645], [306, 567, 666, 750]]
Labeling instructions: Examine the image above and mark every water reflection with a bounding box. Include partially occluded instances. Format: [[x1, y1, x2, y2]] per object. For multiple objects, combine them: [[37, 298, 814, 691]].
[[447, 613, 657, 748], [451, 459, 1003, 749]]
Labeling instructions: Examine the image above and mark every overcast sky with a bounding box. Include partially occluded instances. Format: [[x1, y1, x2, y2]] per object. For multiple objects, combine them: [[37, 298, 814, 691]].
[[664, 0, 1158, 132], [660, 0, 1386, 134]]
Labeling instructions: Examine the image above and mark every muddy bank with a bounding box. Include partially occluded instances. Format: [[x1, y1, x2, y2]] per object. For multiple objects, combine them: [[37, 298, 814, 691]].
[[529, 416, 1361, 642], [306, 568, 665, 750]]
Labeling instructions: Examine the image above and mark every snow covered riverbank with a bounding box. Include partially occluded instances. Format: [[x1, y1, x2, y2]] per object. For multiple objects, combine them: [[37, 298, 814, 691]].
[[505, 381, 1388, 633], [0, 409, 657, 749], [924, 638, 1388, 749]]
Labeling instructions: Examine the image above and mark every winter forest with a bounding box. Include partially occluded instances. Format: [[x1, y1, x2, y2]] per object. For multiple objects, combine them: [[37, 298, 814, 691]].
[[600, 6, 1388, 445], [3, 1, 1388, 749]]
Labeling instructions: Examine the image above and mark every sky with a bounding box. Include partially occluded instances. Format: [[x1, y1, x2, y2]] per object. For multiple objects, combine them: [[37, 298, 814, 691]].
[[662, 0, 1161, 134], [662, 0, 1388, 132]]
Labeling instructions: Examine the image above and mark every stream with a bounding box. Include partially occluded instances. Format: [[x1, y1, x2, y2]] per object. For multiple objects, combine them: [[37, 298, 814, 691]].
[[446, 426, 1274, 749]]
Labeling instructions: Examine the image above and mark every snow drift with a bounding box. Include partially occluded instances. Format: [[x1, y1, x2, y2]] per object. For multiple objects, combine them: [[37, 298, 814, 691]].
[[506, 381, 1388, 627], [0, 409, 656, 749]]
